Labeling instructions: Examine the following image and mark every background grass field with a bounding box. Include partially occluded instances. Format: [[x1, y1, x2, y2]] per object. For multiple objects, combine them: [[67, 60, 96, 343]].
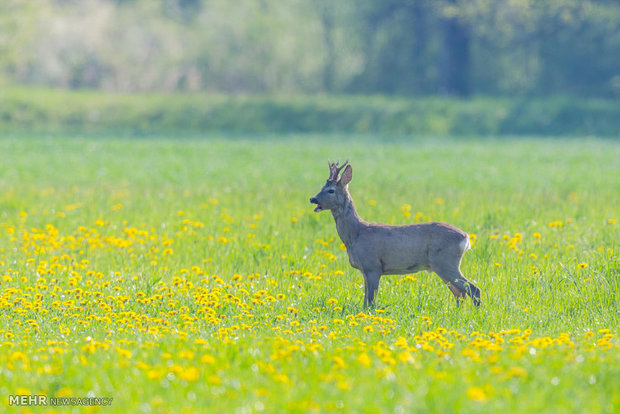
[[3, 88, 620, 136], [0, 134, 618, 412]]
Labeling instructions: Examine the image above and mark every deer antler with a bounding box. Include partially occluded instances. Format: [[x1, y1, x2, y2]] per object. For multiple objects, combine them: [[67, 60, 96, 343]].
[[328, 159, 349, 182]]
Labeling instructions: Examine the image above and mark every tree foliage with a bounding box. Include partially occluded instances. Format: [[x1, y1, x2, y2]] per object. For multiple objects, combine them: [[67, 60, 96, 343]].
[[0, 0, 618, 97]]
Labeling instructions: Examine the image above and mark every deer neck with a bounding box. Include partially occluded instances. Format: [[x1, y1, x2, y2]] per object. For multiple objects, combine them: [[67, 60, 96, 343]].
[[331, 192, 363, 247]]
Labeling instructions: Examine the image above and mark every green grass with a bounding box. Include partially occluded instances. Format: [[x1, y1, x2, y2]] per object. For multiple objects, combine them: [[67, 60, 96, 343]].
[[2, 87, 620, 136], [0, 134, 618, 413]]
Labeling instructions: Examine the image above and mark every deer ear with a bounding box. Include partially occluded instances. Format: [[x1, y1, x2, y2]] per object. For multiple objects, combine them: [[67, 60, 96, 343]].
[[339, 164, 353, 186]]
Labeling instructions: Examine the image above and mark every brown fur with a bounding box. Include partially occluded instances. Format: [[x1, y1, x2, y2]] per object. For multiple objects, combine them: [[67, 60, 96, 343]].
[[310, 161, 481, 307]]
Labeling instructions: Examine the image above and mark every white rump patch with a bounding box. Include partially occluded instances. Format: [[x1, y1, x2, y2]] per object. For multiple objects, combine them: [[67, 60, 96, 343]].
[[459, 236, 471, 252]]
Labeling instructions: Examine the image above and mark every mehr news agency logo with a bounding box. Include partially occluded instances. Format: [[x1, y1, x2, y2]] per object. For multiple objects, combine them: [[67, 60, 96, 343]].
[[9, 394, 113, 407]]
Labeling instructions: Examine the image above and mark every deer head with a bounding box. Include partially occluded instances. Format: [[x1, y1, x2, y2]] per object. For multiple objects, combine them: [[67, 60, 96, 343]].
[[310, 160, 352, 212]]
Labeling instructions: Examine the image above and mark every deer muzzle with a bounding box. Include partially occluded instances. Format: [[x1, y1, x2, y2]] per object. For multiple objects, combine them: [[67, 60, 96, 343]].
[[310, 197, 323, 212]]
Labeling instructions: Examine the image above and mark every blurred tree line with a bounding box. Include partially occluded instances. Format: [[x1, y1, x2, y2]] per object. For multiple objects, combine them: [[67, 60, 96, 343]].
[[1, 0, 619, 97]]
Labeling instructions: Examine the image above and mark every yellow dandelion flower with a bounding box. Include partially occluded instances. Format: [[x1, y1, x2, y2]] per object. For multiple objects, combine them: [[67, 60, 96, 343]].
[[200, 355, 214, 365], [254, 388, 269, 397], [357, 353, 372, 367], [506, 367, 527, 378], [467, 386, 488, 402], [332, 356, 346, 369], [326, 298, 338, 306], [179, 350, 195, 360], [179, 367, 200, 382], [10, 351, 27, 362], [577, 263, 588, 270], [397, 351, 414, 363], [337, 381, 351, 390], [115, 347, 132, 359], [490, 365, 503, 375], [273, 373, 289, 384]]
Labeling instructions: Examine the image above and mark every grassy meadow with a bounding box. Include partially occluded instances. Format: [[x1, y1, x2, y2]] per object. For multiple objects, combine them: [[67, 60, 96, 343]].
[[0, 134, 618, 413]]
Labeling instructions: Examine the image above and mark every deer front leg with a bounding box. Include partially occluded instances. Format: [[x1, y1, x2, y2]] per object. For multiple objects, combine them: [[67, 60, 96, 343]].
[[362, 271, 381, 307]]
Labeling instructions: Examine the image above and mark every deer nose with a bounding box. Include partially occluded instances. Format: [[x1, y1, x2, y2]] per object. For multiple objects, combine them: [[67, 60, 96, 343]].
[[310, 197, 318, 204]]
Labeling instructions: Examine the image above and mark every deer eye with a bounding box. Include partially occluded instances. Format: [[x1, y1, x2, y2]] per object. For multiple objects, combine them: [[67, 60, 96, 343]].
[[328, 189, 335, 194]]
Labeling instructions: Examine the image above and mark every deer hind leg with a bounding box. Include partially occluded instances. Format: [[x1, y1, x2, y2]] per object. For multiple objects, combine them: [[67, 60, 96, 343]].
[[429, 240, 481, 306], [466, 281, 481, 306], [437, 269, 471, 306], [447, 283, 467, 306], [430, 259, 480, 307]]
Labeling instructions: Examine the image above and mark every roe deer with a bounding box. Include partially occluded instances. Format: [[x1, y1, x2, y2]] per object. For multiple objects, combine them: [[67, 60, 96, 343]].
[[310, 160, 481, 307]]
